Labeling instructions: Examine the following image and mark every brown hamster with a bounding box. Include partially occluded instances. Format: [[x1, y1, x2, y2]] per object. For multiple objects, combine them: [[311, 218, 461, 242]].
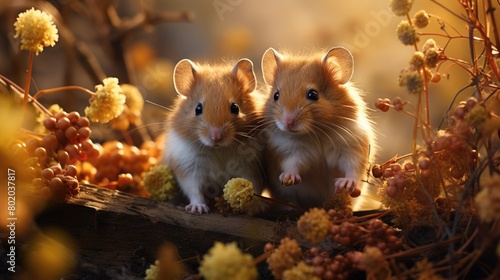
[[261, 47, 377, 210], [162, 58, 265, 214]]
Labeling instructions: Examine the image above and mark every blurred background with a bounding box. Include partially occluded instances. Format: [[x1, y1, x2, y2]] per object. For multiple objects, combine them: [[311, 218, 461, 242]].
[[0, 0, 479, 161]]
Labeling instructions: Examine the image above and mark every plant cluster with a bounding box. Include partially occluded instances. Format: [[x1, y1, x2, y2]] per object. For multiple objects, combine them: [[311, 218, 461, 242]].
[[4, 7, 166, 203], [188, 0, 500, 279], [3, 0, 500, 279]]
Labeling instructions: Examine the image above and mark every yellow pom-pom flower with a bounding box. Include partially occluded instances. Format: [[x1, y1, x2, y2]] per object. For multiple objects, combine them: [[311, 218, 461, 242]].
[[413, 10, 430, 28], [267, 238, 303, 279], [111, 84, 144, 131], [283, 262, 319, 280], [85, 77, 126, 123], [397, 20, 420, 46], [14, 8, 59, 55], [223, 178, 255, 213], [358, 247, 391, 279], [389, 0, 414, 16], [475, 175, 500, 223], [405, 70, 424, 95], [409, 52, 425, 70], [144, 260, 159, 280], [297, 208, 331, 244], [199, 242, 258, 280], [143, 164, 178, 201]]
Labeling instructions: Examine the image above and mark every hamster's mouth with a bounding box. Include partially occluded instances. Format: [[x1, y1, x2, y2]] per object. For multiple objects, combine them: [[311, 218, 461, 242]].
[[276, 120, 305, 134], [199, 136, 231, 148]]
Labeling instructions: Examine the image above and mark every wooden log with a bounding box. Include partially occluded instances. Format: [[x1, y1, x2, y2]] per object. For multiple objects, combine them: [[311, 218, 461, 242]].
[[36, 184, 281, 268]]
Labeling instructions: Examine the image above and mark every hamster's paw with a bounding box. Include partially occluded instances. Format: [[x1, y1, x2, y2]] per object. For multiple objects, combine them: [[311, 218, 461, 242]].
[[279, 172, 301, 186], [185, 203, 210, 214], [334, 178, 357, 193]]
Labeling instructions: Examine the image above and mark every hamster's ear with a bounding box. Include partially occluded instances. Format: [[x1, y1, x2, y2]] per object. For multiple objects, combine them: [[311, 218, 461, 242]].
[[173, 59, 197, 96], [322, 47, 354, 84], [233, 58, 256, 94], [262, 48, 283, 85]]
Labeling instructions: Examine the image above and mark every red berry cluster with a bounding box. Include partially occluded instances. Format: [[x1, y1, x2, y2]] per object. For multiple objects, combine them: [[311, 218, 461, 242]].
[[372, 161, 416, 198], [42, 111, 99, 164], [19, 111, 101, 201], [328, 217, 402, 254], [33, 163, 79, 201], [329, 221, 363, 247], [365, 219, 402, 255], [90, 140, 156, 182], [304, 247, 353, 280], [375, 97, 406, 112]]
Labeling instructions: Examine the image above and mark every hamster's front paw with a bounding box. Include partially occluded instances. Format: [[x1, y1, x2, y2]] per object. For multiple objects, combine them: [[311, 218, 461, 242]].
[[279, 172, 301, 186], [334, 178, 357, 193], [185, 203, 210, 214]]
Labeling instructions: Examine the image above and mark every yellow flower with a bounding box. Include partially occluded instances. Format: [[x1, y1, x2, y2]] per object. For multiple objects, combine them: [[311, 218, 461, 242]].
[[297, 208, 331, 244], [143, 164, 178, 201], [389, 0, 414, 16], [283, 262, 320, 280], [13, 8, 59, 55], [111, 84, 144, 131], [466, 105, 488, 127], [414, 258, 444, 280], [144, 260, 159, 280], [199, 242, 257, 280], [424, 48, 444, 68], [85, 77, 126, 123], [358, 247, 391, 280], [406, 69, 424, 94], [397, 20, 420, 45], [422, 39, 437, 53], [414, 10, 430, 28], [410, 52, 425, 69], [475, 175, 500, 223], [223, 178, 255, 212], [267, 238, 302, 279]]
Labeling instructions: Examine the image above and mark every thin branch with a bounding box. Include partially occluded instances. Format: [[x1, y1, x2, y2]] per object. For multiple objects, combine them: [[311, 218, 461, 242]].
[[486, 0, 500, 49], [111, 10, 195, 41]]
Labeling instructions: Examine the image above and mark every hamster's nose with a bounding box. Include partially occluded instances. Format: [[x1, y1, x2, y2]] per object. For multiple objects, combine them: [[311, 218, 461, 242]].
[[283, 112, 296, 127], [210, 128, 223, 142]]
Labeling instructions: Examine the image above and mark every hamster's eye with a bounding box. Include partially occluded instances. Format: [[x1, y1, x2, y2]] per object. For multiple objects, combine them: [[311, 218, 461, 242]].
[[307, 89, 319, 101], [273, 91, 280, 101], [230, 102, 239, 115], [195, 103, 203, 116]]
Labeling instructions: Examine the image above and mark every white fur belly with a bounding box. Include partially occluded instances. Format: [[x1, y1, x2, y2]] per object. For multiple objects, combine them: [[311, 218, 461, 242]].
[[164, 131, 263, 189]]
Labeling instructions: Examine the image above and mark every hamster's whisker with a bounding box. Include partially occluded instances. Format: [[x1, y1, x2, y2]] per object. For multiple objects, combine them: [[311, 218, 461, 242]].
[[319, 121, 361, 145], [236, 132, 257, 141], [311, 123, 340, 147], [145, 100, 173, 112]]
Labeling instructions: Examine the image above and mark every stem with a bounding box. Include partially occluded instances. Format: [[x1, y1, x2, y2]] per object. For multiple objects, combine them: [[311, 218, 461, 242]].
[[412, 90, 422, 154], [22, 50, 35, 114], [422, 67, 431, 129], [253, 250, 273, 265], [0, 74, 51, 116], [417, 32, 480, 41], [406, 13, 419, 52], [253, 193, 306, 212], [486, 0, 500, 49], [430, 0, 468, 22], [429, 13, 466, 36], [31, 85, 95, 101]]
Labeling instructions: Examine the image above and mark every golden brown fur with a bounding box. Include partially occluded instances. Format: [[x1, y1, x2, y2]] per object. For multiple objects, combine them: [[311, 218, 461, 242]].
[[261, 47, 377, 210]]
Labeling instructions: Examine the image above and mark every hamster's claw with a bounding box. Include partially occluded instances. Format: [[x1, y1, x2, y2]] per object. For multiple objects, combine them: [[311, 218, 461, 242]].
[[185, 203, 210, 214], [334, 178, 357, 193], [279, 172, 302, 186]]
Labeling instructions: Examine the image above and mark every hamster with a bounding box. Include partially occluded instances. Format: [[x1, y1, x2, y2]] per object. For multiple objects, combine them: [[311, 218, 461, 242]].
[[162, 58, 265, 214], [261, 47, 377, 211]]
